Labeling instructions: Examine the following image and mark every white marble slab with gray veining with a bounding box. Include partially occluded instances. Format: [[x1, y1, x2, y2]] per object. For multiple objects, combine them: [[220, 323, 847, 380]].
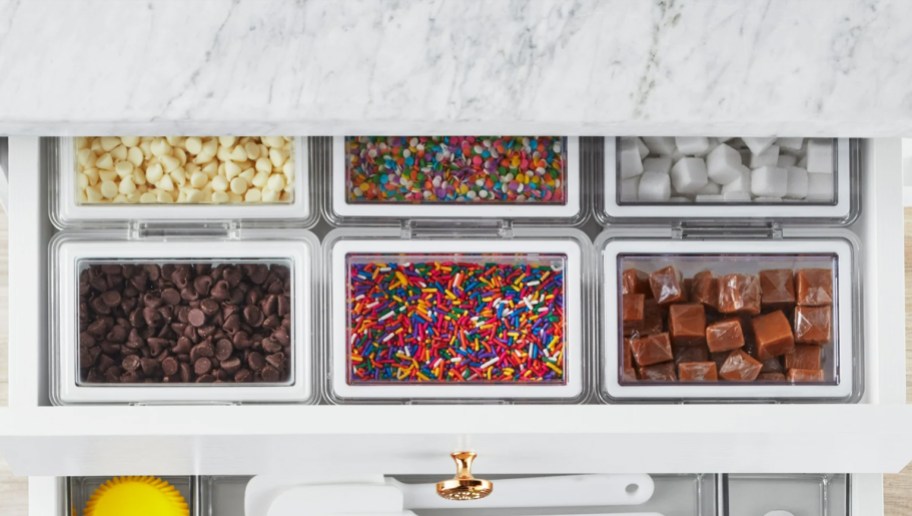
[[0, 0, 909, 136]]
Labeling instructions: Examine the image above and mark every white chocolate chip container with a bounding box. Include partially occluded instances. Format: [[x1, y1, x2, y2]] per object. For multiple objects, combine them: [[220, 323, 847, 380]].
[[51, 136, 316, 229]]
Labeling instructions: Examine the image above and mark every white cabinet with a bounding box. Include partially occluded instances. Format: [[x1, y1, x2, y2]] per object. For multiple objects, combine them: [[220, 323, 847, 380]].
[[0, 137, 909, 515]]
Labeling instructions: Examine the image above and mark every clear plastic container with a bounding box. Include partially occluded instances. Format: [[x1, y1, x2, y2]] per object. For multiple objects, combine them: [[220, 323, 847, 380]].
[[50, 230, 318, 405], [199, 476, 248, 516], [597, 228, 861, 402], [724, 474, 848, 516], [323, 226, 590, 403], [51, 136, 317, 229], [68, 476, 194, 516], [598, 137, 858, 224], [323, 136, 584, 225]]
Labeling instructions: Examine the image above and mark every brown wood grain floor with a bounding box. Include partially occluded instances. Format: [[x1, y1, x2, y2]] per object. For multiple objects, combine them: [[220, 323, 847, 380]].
[[0, 210, 910, 515]]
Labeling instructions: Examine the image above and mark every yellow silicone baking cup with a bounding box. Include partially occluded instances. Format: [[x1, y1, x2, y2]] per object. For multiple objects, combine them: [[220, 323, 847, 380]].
[[83, 476, 189, 516]]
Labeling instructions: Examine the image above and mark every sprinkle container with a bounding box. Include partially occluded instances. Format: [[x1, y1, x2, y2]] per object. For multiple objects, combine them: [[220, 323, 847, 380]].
[[325, 227, 588, 402], [326, 136, 583, 224]]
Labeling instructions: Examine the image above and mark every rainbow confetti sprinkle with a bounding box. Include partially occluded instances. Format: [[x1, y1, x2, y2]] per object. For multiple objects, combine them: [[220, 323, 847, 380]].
[[347, 257, 567, 384], [345, 136, 566, 204]]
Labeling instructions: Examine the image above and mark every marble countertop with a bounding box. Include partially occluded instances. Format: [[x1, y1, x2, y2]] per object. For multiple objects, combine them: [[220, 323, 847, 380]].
[[0, 0, 910, 136]]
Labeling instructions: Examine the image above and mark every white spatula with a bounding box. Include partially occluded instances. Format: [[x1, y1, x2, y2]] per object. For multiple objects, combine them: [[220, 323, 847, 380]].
[[252, 474, 655, 516]]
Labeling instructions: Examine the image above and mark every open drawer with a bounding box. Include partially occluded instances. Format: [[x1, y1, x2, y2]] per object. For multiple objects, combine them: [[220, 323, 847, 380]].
[[0, 137, 910, 483], [25, 472, 885, 516]]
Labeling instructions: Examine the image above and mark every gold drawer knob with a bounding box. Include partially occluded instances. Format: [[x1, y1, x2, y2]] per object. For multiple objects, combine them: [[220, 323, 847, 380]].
[[436, 451, 493, 501]]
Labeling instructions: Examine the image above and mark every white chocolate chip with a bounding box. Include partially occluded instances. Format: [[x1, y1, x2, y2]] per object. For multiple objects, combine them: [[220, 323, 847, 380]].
[[76, 136, 295, 204]]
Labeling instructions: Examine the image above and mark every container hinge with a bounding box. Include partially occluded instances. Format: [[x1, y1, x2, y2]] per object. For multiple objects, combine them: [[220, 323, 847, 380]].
[[127, 220, 242, 240], [674, 221, 783, 240], [401, 219, 514, 239]]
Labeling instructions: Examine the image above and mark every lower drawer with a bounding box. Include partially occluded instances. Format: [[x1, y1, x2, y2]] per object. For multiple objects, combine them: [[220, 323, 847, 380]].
[[29, 473, 881, 516]]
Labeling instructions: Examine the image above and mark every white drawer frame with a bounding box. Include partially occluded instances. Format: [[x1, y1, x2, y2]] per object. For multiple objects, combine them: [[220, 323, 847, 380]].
[[0, 138, 910, 514]]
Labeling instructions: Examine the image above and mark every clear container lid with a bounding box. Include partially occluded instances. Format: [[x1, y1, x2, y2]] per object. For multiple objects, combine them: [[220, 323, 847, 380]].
[[323, 227, 590, 403], [50, 230, 317, 405], [51, 136, 317, 229], [324, 136, 584, 225], [598, 137, 858, 225], [596, 228, 861, 402]]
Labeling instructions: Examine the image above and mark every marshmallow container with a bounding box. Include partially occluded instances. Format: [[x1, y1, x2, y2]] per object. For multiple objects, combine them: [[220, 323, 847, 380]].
[[52, 137, 316, 229], [600, 138, 856, 223], [324, 227, 587, 403], [596, 228, 861, 402], [327, 136, 582, 225], [49, 231, 318, 405]]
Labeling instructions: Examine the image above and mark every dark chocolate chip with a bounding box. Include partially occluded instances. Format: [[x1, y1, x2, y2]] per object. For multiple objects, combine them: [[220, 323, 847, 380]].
[[215, 339, 234, 361], [162, 356, 179, 376], [122, 354, 141, 372], [188, 308, 207, 327], [247, 351, 266, 371], [194, 357, 212, 375], [261, 365, 281, 382], [243, 305, 264, 327], [101, 290, 122, 307]]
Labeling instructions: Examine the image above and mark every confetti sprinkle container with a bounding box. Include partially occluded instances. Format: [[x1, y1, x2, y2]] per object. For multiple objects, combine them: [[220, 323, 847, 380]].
[[49, 230, 318, 405], [327, 136, 582, 224], [596, 228, 862, 402], [326, 228, 588, 402], [52, 137, 317, 230], [598, 137, 858, 224]]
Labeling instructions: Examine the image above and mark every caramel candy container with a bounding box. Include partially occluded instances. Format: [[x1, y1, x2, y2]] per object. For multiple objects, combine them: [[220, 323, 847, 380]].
[[601, 232, 857, 401]]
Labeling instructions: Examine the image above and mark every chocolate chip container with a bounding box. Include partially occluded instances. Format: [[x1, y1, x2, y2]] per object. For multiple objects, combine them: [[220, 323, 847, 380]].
[[597, 227, 861, 402], [49, 230, 317, 405], [51, 136, 317, 229], [322, 226, 590, 403], [598, 137, 858, 224], [322, 136, 584, 225]]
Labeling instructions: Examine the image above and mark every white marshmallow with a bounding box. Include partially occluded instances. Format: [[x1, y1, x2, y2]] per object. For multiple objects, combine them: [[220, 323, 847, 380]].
[[785, 166, 809, 199], [798, 155, 808, 168], [620, 175, 640, 202], [637, 171, 672, 201], [643, 156, 672, 175], [670, 157, 709, 194], [669, 196, 690, 202], [721, 165, 751, 195], [706, 143, 743, 184], [750, 166, 788, 198], [619, 138, 644, 179], [722, 191, 752, 202], [642, 137, 676, 156], [754, 196, 783, 202], [697, 181, 721, 195], [675, 137, 711, 156], [807, 172, 834, 201], [806, 139, 834, 174], [695, 194, 724, 202], [750, 145, 780, 168], [634, 137, 649, 160], [742, 137, 776, 155], [777, 154, 798, 167], [777, 137, 804, 152]]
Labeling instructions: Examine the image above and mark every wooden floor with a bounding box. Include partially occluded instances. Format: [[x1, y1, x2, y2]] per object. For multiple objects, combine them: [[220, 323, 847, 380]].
[[0, 211, 910, 515]]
